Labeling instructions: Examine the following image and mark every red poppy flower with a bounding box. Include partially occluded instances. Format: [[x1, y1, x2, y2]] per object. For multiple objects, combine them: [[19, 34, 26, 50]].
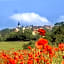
[[28, 46, 31, 50], [61, 60, 64, 64], [38, 28, 46, 36], [35, 38, 48, 49], [62, 56, 64, 59], [58, 43, 64, 51]]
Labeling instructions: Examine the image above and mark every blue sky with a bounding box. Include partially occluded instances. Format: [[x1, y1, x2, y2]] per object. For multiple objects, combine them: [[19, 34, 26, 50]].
[[0, 0, 64, 30]]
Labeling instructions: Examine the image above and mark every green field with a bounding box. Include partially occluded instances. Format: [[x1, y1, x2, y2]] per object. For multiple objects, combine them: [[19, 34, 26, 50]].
[[0, 41, 29, 50]]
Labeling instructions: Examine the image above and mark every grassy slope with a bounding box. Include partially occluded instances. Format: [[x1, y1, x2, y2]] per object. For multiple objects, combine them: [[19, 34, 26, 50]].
[[0, 41, 29, 50]]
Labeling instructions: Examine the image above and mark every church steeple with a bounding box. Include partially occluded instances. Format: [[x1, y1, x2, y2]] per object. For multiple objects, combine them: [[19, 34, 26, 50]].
[[17, 21, 21, 28], [15, 21, 21, 32]]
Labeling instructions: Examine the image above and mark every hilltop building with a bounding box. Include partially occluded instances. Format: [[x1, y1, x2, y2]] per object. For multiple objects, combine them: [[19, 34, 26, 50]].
[[15, 21, 21, 32], [14, 22, 53, 33]]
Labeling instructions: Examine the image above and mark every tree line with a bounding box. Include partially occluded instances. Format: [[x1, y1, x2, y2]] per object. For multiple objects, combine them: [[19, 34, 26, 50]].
[[0, 22, 64, 45]]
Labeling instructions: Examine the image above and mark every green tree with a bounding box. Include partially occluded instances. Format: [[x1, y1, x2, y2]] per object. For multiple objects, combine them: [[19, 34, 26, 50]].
[[51, 22, 64, 45]]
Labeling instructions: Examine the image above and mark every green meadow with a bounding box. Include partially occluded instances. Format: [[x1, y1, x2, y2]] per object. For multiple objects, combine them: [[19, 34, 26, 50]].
[[0, 41, 29, 50]]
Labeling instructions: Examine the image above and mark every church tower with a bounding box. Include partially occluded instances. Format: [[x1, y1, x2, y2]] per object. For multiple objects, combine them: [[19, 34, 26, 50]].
[[15, 21, 21, 32], [17, 21, 21, 28]]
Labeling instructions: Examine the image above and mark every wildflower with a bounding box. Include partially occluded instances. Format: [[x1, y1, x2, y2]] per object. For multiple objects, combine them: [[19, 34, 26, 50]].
[[35, 38, 48, 49], [28, 46, 31, 50], [46, 45, 52, 53], [20, 61, 24, 64], [62, 56, 64, 59], [27, 60, 33, 64], [8, 58, 16, 64], [35, 58, 40, 63], [61, 60, 64, 64], [38, 28, 46, 36], [58, 43, 64, 51]]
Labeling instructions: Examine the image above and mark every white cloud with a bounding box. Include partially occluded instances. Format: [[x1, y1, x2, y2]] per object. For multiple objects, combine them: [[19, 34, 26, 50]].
[[56, 16, 64, 22], [10, 12, 51, 25]]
